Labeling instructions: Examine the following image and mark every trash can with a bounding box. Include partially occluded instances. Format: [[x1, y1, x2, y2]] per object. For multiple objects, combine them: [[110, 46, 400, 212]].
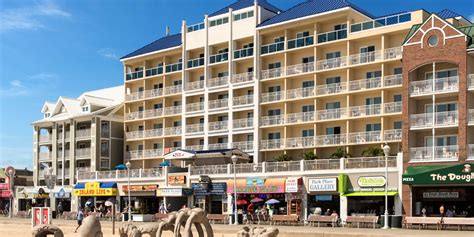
[[122, 213, 129, 222], [380, 215, 391, 228], [390, 215, 403, 229]]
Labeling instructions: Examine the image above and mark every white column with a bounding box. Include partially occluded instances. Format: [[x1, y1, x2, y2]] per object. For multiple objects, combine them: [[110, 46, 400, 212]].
[[340, 195, 348, 223]]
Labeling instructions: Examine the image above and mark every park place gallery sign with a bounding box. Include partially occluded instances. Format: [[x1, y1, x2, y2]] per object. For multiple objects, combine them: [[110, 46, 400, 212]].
[[403, 163, 474, 185]]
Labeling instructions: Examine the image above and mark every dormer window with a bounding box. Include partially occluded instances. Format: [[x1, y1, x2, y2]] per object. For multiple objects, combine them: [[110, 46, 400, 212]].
[[44, 113, 50, 118], [82, 106, 89, 112], [60, 105, 66, 113]]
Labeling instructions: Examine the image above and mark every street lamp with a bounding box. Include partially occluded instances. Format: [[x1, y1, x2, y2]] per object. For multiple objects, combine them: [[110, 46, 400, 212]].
[[382, 143, 391, 229], [125, 161, 132, 222], [231, 155, 239, 225], [7, 169, 14, 218]]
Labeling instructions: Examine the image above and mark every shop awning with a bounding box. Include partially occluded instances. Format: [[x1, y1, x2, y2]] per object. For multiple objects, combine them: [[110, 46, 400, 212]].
[[164, 148, 249, 161], [73, 182, 117, 196], [402, 163, 474, 185], [343, 191, 398, 197], [73, 183, 85, 189]]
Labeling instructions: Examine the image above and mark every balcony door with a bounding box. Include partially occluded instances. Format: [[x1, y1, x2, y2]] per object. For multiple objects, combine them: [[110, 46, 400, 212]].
[[425, 102, 457, 113], [425, 69, 458, 80], [425, 135, 457, 147]]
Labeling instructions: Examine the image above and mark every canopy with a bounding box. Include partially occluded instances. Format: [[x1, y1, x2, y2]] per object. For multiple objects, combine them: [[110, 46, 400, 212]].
[[402, 163, 473, 185], [115, 164, 127, 169], [265, 199, 280, 204], [343, 191, 398, 197], [236, 199, 248, 205], [250, 197, 263, 203]]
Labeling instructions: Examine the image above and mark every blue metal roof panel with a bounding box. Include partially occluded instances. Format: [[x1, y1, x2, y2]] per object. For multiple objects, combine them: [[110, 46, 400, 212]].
[[100, 182, 117, 189], [437, 9, 461, 19], [121, 33, 182, 60], [209, 0, 281, 17], [73, 183, 85, 189]]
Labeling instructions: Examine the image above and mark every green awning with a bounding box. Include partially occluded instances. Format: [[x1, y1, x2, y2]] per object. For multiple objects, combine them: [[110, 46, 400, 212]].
[[343, 191, 398, 197], [402, 163, 474, 185]]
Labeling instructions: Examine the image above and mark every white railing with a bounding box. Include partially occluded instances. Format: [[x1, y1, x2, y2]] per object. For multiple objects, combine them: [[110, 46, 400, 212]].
[[186, 102, 204, 112], [232, 141, 253, 151], [127, 150, 143, 159], [260, 139, 285, 150], [317, 108, 347, 121], [410, 76, 459, 96], [144, 149, 163, 158], [164, 85, 182, 95], [191, 164, 228, 175], [208, 76, 229, 88], [232, 72, 254, 84], [348, 131, 382, 144], [126, 111, 144, 121], [286, 112, 315, 124], [186, 124, 204, 134], [208, 121, 228, 131], [261, 91, 284, 103], [345, 156, 397, 169], [384, 47, 403, 60], [233, 95, 253, 106], [288, 35, 314, 49], [384, 74, 402, 87], [76, 129, 91, 138], [39, 153, 51, 160], [287, 87, 315, 100], [349, 50, 383, 65], [39, 134, 52, 143], [384, 129, 402, 142], [315, 134, 347, 146], [469, 74, 474, 90], [57, 131, 70, 140], [164, 127, 182, 136], [316, 83, 347, 96], [261, 115, 284, 126], [164, 106, 182, 115], [78, 168, 163, 181], [304, 159, 340, 170], [185, 80, 204, 91], [348, 104, 382, 117], [469, 144, 474, 160], [410, 111, 458, 129], [286, 137, 315, 148], [145, 129, 163, 138], [286, 62, 315, 76], [266, 161, 301, 173], [125, 91, 144, 101], [186, 145, 204, 151], [349, 77, 382, 91], [410, 145, 459, 162], [233, 118, 253, 129], [76, 148, 91, 158], [208, 143, 229, 150], [209, 98, 228, 110], [261, 67, 284, 80], [384, 101, 402, 114], [316, 56, 348, 71], [145, 88, 163, 98], [145, 108, 163, 118], [469, 109, 474, 125], [126, 130, 144, 140]]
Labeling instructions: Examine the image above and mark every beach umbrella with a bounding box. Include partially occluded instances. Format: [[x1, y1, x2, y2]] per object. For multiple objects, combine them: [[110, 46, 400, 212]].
[[236, 199, 248, 205], [115, 164, 127, 169], [159, 161, 175, 167], [250, 197, 263, 203], [265, 199, 280, 204]]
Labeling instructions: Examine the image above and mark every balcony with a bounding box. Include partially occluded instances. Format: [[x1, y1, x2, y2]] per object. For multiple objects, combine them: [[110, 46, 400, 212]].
[[345, 156, 397, 169], [164, 127, 182, 136], [39, 152, 51, 161], [208, 121, 228, 132], [286, 62, 315, 76], [266, 161, 301, 172], [145, 88, 163, 99], [165, 62, 182, 73], [76, 129, 91, 139], [351, 12, 411, 33], [261, 41, 284, 55], [127, 150, 143, 159], [126, 111, 144, 121], [384, 101, 402, 114], [209, 98, 228, 110], [410, 145, 458, 162], [234, 47, 253, 59], [145, 129, 163, 138], [315, 134, 347, 146], [145, 66, 163, 77], [126, 130, 144, 140], [187, 22, 204, 32], [186, 102, 204, 113], [261, 67, 284, 80], [39, 134, 52, 143], [410, 76, 459, 96], [186, 124, 204, 134], [261, 91, 284, 103], [384, 74, 402, 87], [384, 129, 402, 142], [287, 87, 315, 100], [186, 145, 204, 151], [78, 167, 163, 181], [260, 139, 284, 150], [233, 95, 253, 107], [232, 141, 253, 151], [286, 137, 315, 148], [316, 56, 347, 71], [349, 77, 381, 92], [384, 47, 403, 60], [469, 74, 474, 90], [233, 118, 253, 129], [76, 148, 91, 158], [286, 112, 315, 124], [410, 111, 458, 129], [208, 76, 229, 88], [185, 80, 204, 91], [126, 70, 143, 81], [125, 91, 144, 101], [317, 108, 347, 121], [469, 144, 474, 160], [316, 83, 347, 96], [163, 106, 182, 116], [261, 115, 284, 126], [187, 57, 205, 69], [288, 35, 314, 49], [164, 85, 182, 95], [145, 108, 163, 118], [57, 150, 70, 159], [144, 149, 163, 158], [317, 29, 347, 44], [348, 131, 382, 144], [348, 50, 382, 66], [348, 104, 382, 117], [57, 131, 70, 141], [469, 109, 474, 125], [232, 72, 254, 84], [208, 143, 229, 150], [209, 52, 228, 64]]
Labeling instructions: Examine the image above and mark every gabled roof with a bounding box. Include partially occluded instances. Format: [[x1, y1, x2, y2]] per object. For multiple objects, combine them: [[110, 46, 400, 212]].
[[458, 24, 474, 48], [437, 9, 461, 19], [80, 95, 115, 107], [120, 33, 182, 60], [209, 0, 281, 17], [258, 0, 374, 28], [41, 101, 55, 113]]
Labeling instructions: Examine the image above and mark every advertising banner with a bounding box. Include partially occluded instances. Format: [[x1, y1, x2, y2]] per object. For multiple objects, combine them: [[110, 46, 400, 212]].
[[226, 178, 285, 194], [32, 207, 51, 227]]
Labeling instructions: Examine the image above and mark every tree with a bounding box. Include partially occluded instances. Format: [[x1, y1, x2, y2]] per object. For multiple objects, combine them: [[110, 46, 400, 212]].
[[303, 151, 317, 160], [273, 154, 291, 162], [361, 146, 384, 157], [330, 147, 351, 158]]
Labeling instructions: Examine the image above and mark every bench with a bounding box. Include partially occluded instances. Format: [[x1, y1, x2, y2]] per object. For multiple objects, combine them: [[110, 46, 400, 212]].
[[403, 217, 441, 230], [270, 215, 299, 226], [15, 211, 29, 218], [307, 215, 337, 227], [154, 213, 168, 221], [442, 217, 474, 231], [207, 214, 228, 224], [345, 216, 379, 228]]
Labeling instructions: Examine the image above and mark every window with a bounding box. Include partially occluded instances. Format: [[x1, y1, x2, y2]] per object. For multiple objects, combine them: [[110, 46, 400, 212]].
[[326, 77, 341, 84], [153, 124, 163, 129], [326, 127, 341, 135], [366, 97, 382, 105], [394, 94, 402, 102], [218, 48, 228, 54], [394, 121, 402, 129], [173, 101, 182, 106], [366, 123, 381, 131], [173, 121, 182, 127], [302, 129, 314, 137], [326, 52, 341, 59], [234, 11, 253, 21], [425, 102, 457, 113], [326, 102, 340, 109], [209, 17, 229, 27], [268, 85, 281, 92], [173, 80, 182, 86], [274, 37, 284, 43], [334, 24, 347, 30], [138, 106, 144, 111], [425, 135, 457, 147], [268, 62, 281, 69], [218, 137, 228, 144], [302, 80, 314, 88], [173, 141, 181, 148], [153, 143, 162, 149], [366, 71, 382, 78], [154, 103, 163, 109], [60, 105, 66, 113], [268, 109, 281, 116], [302, 56, 314, 64], [44, 113, 50, 118], [268, 132, 281, 140], [428, 35, 438, 47], [426, 69, 458, 80], [247, 134, 253, 141], [138, 125, 144, 131], [138, 144, 143, 150], [302, 105, 314, 112], [296, 31, 310, 38], [217, 94, 228, 99], [82, 106, 89, 112], [218, 116, 228, 121], [394, 67, 402, 75], [217, 72, 229, 77], [154, 83, 163, 89]]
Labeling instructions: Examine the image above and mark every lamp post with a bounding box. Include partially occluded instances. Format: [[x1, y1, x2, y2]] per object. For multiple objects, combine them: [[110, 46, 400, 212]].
[[126, 161, 132, 222], [231, 155, 238, 225], [382, 143, 391, 229], [7, 169, 14, 218]]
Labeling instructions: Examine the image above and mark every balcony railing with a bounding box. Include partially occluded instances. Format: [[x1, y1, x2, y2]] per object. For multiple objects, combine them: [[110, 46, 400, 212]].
[[286, 137, 315, 148], [304, 159, 340, 171], [315, 134, 347, 146], [126, 111, 144, 121], [261, 67, 284, 80], [287, 112, 315, 124], [384, 129, 402, 142], [145, 108, 163, 118], [351, 12, 411, 33], [233, 95, 253, 106], [348, 131, 382, 144], [186, 124, 204, 134], [208, 121, 228, 131], [410, 76, 459, 96], [39, 153, 51, 161], [186, 145, 204, 151], [410, 145, 459, 162], [384, 47, 403, 60], [165, 62, 182, 73], [126, 130, 144, 140], [232, 141, 253, 151], [345, 156, 397, 169], [125, 91, 144, 101], [145, 129, 163, 138], [261, 115, 284, 126], [469, 74, 474, 90], [187, 57, 205, 68], [317, 29, 347, 43], [233, 118, 253, 129], [164, 106, 182, 115], [76, 148, 91, 158], [209, 52, 228, 64], [410, 111, 458, 129], [261, 41, 284, 55], [234, 47, 253, 59], [261, 91, 284, 103], [287, 87, 315, 100], [208, 76, 229, 88], [145, 88, 163, 99], [187, 22, 204, 32], [260, 139, 285, 150], [317, 108, 347, 121], [209, 98, 228, 110], [76, 129, 91, 139], [266, 161, 301, 172], [384, 101, 402, 114], [316, 83, 347, 96], [144, 149, 163, 158], [145, 66, 163, 77], [164, 85, 182, 95], [39, 134, 52, 143], [384, 74, 402, 87], [164, 127, 182, 136], [469, 109, 474, 125], [288, 35, 314, 49], [57, 150, 70, 159], [349, 77, 381, 92], [57, 131, 70, 140], [232, 72, 254, 84], [78, 168, 163, 181], [127, 150, 143, 159], [348, 104, 382, 117], [316, 56, 347, 71], [185, 80, 204, 91], [208, 143, 229, 150], [286, 62, 315, 76], [126, 70, 143, 81], [348, 50, 382, 65], [186, 102, 204, 113]]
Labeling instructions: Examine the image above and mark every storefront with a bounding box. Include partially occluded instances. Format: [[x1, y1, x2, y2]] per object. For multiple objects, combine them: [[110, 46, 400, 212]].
[[156, 187, 193, 211], [73, 182, 117, 211], [305, 176, 340, 217], [192, 182, 226, 214], [285, 177, 303, 216], [119, 184, 159, 214], [15, 186, 50, 210], [53, 187, 72, 213], [0, 183, 10, 212], [402, 163, 474, 217]]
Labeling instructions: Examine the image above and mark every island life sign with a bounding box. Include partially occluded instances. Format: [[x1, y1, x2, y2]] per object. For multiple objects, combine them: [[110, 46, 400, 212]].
[[403, 163, 474, 185], [73, 182, 117, 196], [308, 178, 337, 192]]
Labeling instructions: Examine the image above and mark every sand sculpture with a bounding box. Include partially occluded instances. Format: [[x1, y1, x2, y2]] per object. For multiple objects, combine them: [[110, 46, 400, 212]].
[[31, 224, 64, 237], [78, 215, 103, 237], [237, 226, 279, 237]]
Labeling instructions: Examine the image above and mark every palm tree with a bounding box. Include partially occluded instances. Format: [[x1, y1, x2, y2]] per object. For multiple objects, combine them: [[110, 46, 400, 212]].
[[330, 147, 351, 158], [274, 154, 291, 161], [361, 147, 384, 157], [303, 151, 317, 160]]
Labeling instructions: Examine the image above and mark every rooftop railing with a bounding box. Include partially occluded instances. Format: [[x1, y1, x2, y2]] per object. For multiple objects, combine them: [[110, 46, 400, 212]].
[[234, 47, 254, 59], [261, 41, 284, 55], [317, 29, 347, 44], [185, 80, 205, 91], [266, 161, 301, 173], [145, 66, 163, 77], [78, 167, 163, 181], [410, 145, 458, 162], [351, 12, 411, 33], [288, 35, 314, 49], [345, 156, 397, 169]]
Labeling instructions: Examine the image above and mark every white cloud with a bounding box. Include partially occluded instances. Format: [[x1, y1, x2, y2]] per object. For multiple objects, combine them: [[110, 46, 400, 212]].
[[0, 72, 59, 97], [0, 0, 71, 32], [98, 48, 119, 60]]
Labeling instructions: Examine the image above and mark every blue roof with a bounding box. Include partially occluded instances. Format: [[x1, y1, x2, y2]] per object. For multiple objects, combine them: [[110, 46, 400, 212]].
[[121, 33, 182, 60], [210, 0, 281, 17], [437, 9, 461, 19], [258, 0, 375, 28], [100, 182, 117, 189], [74, 183, 85, 189]]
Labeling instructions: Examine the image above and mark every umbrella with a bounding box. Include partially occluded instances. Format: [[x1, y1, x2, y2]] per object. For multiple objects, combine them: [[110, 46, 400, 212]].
[[115, 164, 127, 169], [265, 199, 280, 204], [236, 199, 248, 205], [105, 198, 117, 207], [159, 161, 175, 167], [250, 197, 263, 203]]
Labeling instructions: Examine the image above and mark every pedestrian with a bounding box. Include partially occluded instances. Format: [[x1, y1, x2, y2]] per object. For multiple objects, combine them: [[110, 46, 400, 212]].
[[325, 209, 331, 216], [74, 208, 84, 233], [57, 202, 63, 216], [159, 203, 167, 214], [439, 204, 445, 217], [247, 203, 254, 215]]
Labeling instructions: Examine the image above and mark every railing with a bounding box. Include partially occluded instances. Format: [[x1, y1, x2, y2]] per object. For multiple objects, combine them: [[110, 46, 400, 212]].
[[469, 109, 474, 124], [384, 129, 402, 142], [384, 101, 402, 114], [164, 127, 182, 136], [208, 98, 228, 110], [469, 144, 474, 160], [410, 111, 458, 129], [185, 80, 204, 91], [349, 50, 382, 65], [261, 91, 284, 103], [208, 121, 228, 131], [126, 130, 144, 140], [127, 150, 143, 159], [348, 131, 382, 144], [469, 74, 474, 90], [384, 74, 402, 87], [348, 104, 382, 117], [233, 118, 253, 129], [266, 161, 301, 173], [384, 47, 403, 60], [76, 148, 91, 158], [191, 164, 228, 175], [286, 137, 315, 148], [286, 62, 315, 76], [304, 159, 340, 171], [187, 57, 205, 68], [57, 150, 70, 159], [349, 77, 381, 91], [288, 35, 314, 49], [164, 85, 182, 95], [186, 124, 204, 134], [316, 83, 347, 96], [145, 108, 163, 118], [345, 156, 397, 169], [186, 145, 204, 151], [209, 52, 228, 64], [260, 115, 284, 126], [100, 130, 109, 138], [39, 134, 52, 143], [164, 106, 182, 115], [187, 22, 204, 32], [57, 131, 70, 140], [165, 62, 182, 73], [317, 29, 347, 43], [232, 141, 253, 151], [144, 149, 163, 158], [233, 95, 253, 106], [286, 112, 315, 124], [410, 76, 459, 96], [410, 145, 459, 162], [208, 143, 229, 150], [317, 108, 347, 121], [232, 72, 254, 84], [315, 134, 347, 146], [351, 12, 411, 33], [126, 111, 144, 121], [261, 41, 284, 55], [78, 168, 163, 181], [287, 87, 315, 99], [145, 129, 163, 138], [261, 67, 284, 80], [234, 47, 254, 59], [186, 102, 204, 112], [126, 70, 143, 80], [125, 91, 144, 101], [145, 88, 163, 98], [208, 76, 229, 88], [145, 66, 163, 77], [260, 139, 285, 150], [316, 56, 347, 71], [76, 129, 91, 139], [39, 153, 51, 161]]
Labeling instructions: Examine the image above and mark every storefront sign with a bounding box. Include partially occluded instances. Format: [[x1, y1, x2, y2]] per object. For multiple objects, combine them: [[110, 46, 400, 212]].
[[357, 176, 386, 187], [164, 150, 195, 160], [403, 163, 474, 185], [54, 188, 71, 198], [285, 178, 300, 193], [192, 182, 226, 196], [168, 175, 186, 185], [122, 185, 157, 192], [422, 192, 459, 199], [308, 178, 337, 192], [156, 187, 193, 197], [227, 178, 285, 194], [0, 183, 8, 190], [73, 182, 117, 196]]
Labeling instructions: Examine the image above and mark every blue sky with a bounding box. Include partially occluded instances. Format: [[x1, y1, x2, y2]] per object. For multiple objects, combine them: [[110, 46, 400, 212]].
[[0, 0, 473, 169]]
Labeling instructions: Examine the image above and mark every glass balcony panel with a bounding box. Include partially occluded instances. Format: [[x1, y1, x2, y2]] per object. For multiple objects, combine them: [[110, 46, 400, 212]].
[[410, 146, 458, 162]]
